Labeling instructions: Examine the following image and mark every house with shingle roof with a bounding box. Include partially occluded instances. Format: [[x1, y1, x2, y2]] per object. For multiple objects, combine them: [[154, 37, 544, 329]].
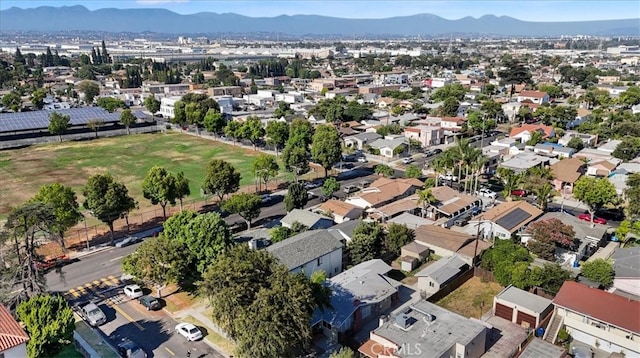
[[415, 254, 469, 297], [550, 157, 586, 193], [280, 209, 334, 230], [427, 186, 482, 224], [517, 90, 549, 104], [317, 200, 362, 224], [345, 178, 422, 210], [0, 304, 29, 358], [470, 201, 543, 240], [414, 225, 491, 264], [509, 124, 555, 143], [586, 159, 619, 177], [545, 281, 640, 356], [266, 229, 343, 278], [611, 247, 640, 298]]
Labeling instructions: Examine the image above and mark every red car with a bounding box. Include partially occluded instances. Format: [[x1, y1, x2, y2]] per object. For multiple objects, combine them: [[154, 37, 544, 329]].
[[578, 213, 607, 225], [511, 189, 527, 197]]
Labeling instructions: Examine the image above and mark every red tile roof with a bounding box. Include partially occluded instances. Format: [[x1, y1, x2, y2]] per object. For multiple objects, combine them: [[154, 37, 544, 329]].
[[519, 90, 548, 98], [509, 124, 554, 138], [0, 305, 29, 352], [553, 281, 640, 333]]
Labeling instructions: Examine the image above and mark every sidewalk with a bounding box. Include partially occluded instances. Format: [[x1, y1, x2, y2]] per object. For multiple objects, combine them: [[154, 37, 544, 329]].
[[173, 304, 233, 358]]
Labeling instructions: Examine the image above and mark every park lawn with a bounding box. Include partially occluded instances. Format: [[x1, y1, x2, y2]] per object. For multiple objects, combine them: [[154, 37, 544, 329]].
[[436, 276, 503, 319], [0, 132, 290, 216]]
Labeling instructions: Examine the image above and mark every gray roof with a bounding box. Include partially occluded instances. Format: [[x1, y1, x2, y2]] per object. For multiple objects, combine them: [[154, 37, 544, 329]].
[[496, 285, 552, 314], [539, 212, 608, 241], [387, 212, 433, 230], [346, 132, 382, 142], [612, 247, 640, 278], [518, 338, 565, 358], [280, 209, 332, 229], [415, 255, 468, 285], [266, 230, 343, 270], [369, 137, 407, 150], [374, 300, 486, 357], [311, 260, 401, 329], [328, 220, 359, 239]]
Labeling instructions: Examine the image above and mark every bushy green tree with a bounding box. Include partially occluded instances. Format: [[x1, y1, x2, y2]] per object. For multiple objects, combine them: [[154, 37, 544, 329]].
[[31, 183, 82, 252], [119, 109, 136, 135], [202, 159, 241, 200], [221, 193, 262, 230], [285, 182, 308, 212], [347, 221, 386, 265], [48, 111, 70, 142], [580, 259, 614, 287], [17, 294, 75, 358], [311, 124, 342, 177], [573, 176, 618, 225], [321, 177, 341, 198], [385, 223, 414, 256], [142, 166, 178, 219]]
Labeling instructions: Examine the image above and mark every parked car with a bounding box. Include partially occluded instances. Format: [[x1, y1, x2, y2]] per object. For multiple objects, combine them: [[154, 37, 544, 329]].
[[342, 154, 357, 162], [34, 254, 71, 272], [304, 181, 321, 189], [424, 150, 436, 157], [357, 157, 368, 163], [433, 149, 443, 155], [175, 323, 203, 341], [82, 303, 107, 327], [307, 191, 318, 199], [402, 157, 414, 164], [138, 295, 161, 311], [455, 215, 470, 227], [261, 194, 273, 204], [124, 284, 144, 299], [476, 188, 497, 199], [578, 213, 607, 225], [115, 236, 142, 248], [118, 339, 147, 358], [547, 207, 575, 216], [343, 185, 359, 194], [595, 208, 624, 221], [511, 189, 528, 197], [439, 173, 458, 182], [357, 180, 372, 189]]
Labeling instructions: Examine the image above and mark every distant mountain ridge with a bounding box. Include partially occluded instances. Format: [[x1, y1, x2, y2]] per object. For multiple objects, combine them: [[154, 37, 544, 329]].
[[0, 5, 638, 37]]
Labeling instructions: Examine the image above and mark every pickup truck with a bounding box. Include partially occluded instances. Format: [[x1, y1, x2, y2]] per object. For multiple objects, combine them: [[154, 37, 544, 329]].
[[34, 255, 71, 272]]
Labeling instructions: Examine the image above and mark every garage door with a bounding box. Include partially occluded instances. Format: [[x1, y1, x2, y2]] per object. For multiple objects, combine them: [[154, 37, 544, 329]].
[[494, 303, 513, 321], [516, 310, 537, 328]]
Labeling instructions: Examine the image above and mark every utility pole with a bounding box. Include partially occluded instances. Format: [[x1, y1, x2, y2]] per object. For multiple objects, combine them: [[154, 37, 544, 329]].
[[473, 216, 484, 266]]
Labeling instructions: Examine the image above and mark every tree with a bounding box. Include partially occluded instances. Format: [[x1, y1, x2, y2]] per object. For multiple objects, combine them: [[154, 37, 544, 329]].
[[612, 137, 640, 161], [533, 183, 554, 211], [330, 347, 355, 358], [174, 171, 190, 211], [526, 130, 545, 146], [625, 173, 640, 221], [77, 80, 99, 104], [144, 94, 161, 115], [1, 91, 22, 111], [437, 97, 460, 117], [86, 118, 104, 138], [119, 109, 136, 135], [201, 245, 318, 358], [481, 100, 504, 120], [222, 193, 262, 230], [203, 109, 225, 135], [122, 235, 189, 296], [202, 159, 241, 201], [321, 177, 340, 198], [405, 164, 422, 178], [185, 102, 204, 135], [529, 263, 572, 294], [311, 124, 342, 177], [224, 119, 241, 144], [498, 59, 533, 99], [170, 212, 233, 276], [48, 112, 70, 142], [31, 88, 47, 110], [526, 218, 576, 260], [270, 222, 308, 243], [374, 164, 394, 177], [566, 137, 585, 151], [274, 101, 294, 118], [347, 221, 386, 265], [430, 83, 466, 102], [417, 188, 436, 217], [141, 166, 178, 220], [96, 97, 125, 113], [282, 139, 310, 179], [618, 86, 640, 107], [2, 202, 56, 304], [289, 118, 314, 147], [31, 184, 82, 252], [265, 121, 289, 156], [17, 294, 75, 358], [580, 259, 614, 287], [573, 176, 618, 225], [252, 154, 279, 192], [480, 240, 533, 289], [82, 174, 137, 245], [238, 116, 266, 150], [466, 111, 496, 134], [385, 223, 415, 256], [285, 182, 308, 212]]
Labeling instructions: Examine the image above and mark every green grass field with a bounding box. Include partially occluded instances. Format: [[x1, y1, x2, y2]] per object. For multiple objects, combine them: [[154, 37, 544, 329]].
[[0, 132, 289, 216]]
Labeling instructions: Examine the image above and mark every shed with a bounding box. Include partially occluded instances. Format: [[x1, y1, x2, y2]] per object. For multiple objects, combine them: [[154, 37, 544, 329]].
[[493, 285, 553, 329], [400, 241, 430, 271]]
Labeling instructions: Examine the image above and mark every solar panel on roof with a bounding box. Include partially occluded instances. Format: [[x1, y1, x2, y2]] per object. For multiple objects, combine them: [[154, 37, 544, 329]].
[[0, 108, 122, 133], [495, 208, 532, 231]]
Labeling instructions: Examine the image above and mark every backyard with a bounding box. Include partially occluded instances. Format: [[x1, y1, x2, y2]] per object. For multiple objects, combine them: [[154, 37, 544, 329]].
[[0, 131, 291, 217], [436, 276, 504, 319]]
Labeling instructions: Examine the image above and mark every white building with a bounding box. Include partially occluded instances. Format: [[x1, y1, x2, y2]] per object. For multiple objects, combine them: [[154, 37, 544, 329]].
[[159, 96, 182, 119], [266, 230, 343, 278], [0, 304, 29, 358]]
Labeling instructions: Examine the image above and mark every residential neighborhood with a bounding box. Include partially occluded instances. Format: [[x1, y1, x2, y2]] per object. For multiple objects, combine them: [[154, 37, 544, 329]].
[[1, 3, 640, 358]]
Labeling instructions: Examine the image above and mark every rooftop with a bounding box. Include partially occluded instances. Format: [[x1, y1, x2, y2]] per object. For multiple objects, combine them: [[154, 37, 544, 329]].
[[0, 304, 29, 352], [553, 281, 640, 333], [415, 254, 469, 285], [518, 338, 566, 358], [496, 285, 553, 314], [366, 300, 486, 357], [612, 247, 640, 279], [280, 208, 332, 228], [538, 212, 608, 241], [476, 201, 543, 233], [430, 186, 479, 216], [415, 225, 491, 260], [266, 230, 343, 271], [319, 200, 360, 218]]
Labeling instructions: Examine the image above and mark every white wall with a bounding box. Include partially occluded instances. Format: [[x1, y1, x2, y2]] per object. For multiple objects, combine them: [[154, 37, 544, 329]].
[[3, 343, 28, 358], [292, 248, 343, 278]]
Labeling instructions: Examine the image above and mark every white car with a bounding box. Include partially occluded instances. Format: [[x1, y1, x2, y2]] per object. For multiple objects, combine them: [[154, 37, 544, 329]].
[[123, 284, 143, 299], [402, 157, 414, 164], [175, 323, 203, 341], [475, 188, 497, 199], [357, 157, 368, 163], [439, 173, 458, 182]]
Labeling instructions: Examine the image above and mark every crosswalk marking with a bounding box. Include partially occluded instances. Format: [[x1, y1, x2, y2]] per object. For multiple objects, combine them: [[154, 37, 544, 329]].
[[63, 275, 123, 302]]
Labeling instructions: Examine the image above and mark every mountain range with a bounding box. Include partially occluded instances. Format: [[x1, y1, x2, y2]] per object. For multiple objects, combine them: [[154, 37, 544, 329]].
[[0, 5, 638, 37]]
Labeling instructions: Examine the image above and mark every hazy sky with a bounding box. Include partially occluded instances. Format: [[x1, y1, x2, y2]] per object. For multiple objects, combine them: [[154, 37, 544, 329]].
[[0, 0, 637, 22]]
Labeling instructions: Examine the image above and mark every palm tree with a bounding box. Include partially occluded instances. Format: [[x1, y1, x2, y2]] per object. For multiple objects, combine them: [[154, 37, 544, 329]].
[[534, 183, 554, 211], [472, 154, 488, 194], [501, 173, 522, 201], [417, 188, 437, 218]]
